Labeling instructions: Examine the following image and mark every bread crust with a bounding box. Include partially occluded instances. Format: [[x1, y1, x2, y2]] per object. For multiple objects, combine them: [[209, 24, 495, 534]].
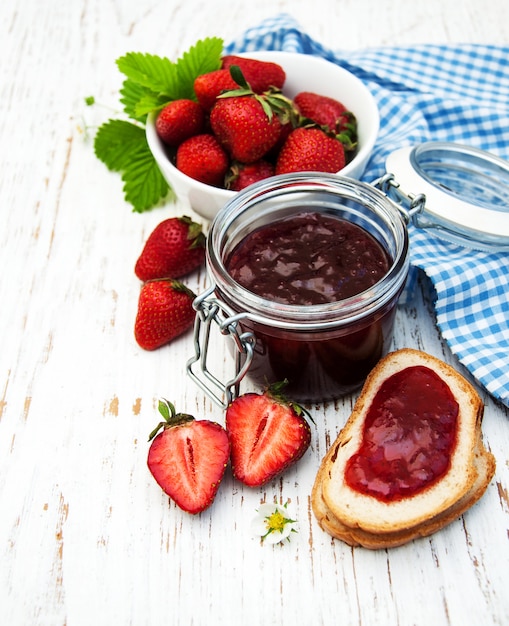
[[312, 349, 495, 548]]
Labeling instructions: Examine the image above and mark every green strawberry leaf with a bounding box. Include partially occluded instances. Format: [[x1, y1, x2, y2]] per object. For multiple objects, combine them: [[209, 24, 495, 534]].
[[117, 37, 223, 107], [122, 149, 174, 213], [116, 52, 178, 95], [175, 37, 224, 98], [92, 37, 224, 212], [134, 92, 172, 118], [94, 119, 171, 212], [119, 79, 155, 123], [94, 119, 145, 171]]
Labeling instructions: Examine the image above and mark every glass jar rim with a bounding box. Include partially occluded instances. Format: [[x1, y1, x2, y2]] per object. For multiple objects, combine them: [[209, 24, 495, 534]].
[[206, 173, 410, 331]]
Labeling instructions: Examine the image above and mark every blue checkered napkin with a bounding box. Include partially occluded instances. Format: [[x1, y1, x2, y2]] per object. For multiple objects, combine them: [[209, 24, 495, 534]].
[[226, 13, 509, 408]]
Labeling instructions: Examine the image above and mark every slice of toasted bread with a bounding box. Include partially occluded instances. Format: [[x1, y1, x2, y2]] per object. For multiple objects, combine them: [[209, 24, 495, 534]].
[[312, 348, 495, 548], [312, 433, 496, 548]]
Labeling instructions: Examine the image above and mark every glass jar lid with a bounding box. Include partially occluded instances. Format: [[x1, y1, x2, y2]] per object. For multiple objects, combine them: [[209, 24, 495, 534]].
[[384, 142, 509, 250]]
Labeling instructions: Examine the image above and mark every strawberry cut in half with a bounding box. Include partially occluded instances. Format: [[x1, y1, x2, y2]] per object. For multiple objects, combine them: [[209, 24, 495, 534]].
[[225, 381, 312, 487], [147, 399, 230, 514]]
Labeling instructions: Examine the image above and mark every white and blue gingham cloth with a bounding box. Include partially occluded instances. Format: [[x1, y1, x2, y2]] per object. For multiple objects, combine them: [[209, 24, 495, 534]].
[[226, 14, 509, 408]]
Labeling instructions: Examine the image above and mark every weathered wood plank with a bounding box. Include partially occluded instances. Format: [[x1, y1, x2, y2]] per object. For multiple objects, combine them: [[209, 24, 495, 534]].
[[0, 1, 508, 625]]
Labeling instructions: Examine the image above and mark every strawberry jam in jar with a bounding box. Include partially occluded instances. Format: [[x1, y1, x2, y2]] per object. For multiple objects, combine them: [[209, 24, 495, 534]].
[[188, 173, 409, 405]]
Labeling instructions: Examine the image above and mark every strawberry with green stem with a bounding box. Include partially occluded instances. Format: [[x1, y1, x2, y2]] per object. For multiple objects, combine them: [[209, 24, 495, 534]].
[[194, 55, 286, 112], [135, 215, 206, 282], [147, 399, 230, 514], [225, 381, 312, 487], [210, 65, 294, 164], [221, 55, 286, 94], [293, 91, 358, 156], [134, 278, 196, 350], [275, 126, 346, 175], [295, 91, 355, 134], [226, 159, 274, 191]]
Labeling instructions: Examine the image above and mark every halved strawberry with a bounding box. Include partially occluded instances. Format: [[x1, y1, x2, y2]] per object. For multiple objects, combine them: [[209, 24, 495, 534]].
[[225, 381, 312, 487], [147, 399, 230, 514]]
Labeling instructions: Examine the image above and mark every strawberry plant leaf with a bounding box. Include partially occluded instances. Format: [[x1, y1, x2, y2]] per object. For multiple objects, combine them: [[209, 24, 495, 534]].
[[175, 37, 223, 98], [117, 38, 224, 105], [122, 148, 173, 213], [120, 79, 171, 121], [93, 37, 224, 212], [94, 119, 171, 212], [119, 79, 155, 123], [135, 92, 171, 118], [94, 119, 146, 171], [116, 52, 178, 95]]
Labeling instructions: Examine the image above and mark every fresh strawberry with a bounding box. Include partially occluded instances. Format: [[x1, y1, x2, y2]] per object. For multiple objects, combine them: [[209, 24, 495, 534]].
[[226, 159, 274, 191], [135, 216, 205, 282], [221, 55, 286, 93], [176, 133, 229, 186], [294, 91, 348, 133], [275, 127, 346, 175], [225, 381, 312, 487], [155, 99, 205, 146], [210, 95, 283, 163], [293, 91, 358, 153], [134, 279, 196, 350], [194, 69, 238, 111], [147, 399, 230, 514]]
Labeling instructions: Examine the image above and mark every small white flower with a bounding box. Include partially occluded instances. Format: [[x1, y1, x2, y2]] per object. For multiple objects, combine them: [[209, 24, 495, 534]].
[[251, 501, 298, 544]]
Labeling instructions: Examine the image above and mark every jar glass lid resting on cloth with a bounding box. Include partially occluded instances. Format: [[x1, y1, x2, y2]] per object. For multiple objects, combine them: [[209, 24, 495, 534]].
[[382, 142, 509, 251], [187, 173, 410, 407]]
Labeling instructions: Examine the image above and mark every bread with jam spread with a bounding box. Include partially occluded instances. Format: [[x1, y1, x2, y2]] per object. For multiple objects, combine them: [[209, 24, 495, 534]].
[[312, 348, 496, 549]]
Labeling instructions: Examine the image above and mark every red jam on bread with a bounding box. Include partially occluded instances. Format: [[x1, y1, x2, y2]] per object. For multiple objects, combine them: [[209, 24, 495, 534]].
[[311, 348, 496, 549], [344, 365, 459, 501]]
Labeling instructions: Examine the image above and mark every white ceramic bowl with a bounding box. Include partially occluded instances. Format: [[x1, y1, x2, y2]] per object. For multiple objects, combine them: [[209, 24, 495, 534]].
[[146, 51, 380, 220]]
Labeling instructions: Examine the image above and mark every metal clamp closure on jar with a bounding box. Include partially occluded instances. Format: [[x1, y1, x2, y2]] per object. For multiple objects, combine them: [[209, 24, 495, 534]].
[[186, 285, 256, 408], [373, 172, 427, 225]]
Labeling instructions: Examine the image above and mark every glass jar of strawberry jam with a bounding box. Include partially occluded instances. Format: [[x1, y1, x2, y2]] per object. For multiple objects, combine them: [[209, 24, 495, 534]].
[[187, 173, 409, 406]]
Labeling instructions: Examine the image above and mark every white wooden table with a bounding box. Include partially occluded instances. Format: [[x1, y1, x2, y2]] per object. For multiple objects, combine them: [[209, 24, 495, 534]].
[[1, 1, 508, 624]]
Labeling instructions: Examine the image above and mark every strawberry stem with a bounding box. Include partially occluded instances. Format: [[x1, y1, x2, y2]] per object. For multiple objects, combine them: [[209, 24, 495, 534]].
[[179, 215, 206, 248], [142, 278, 197, 300], [148, 398, 195, 441], [218, 66, 295, 126], [228, 65, 251, 90], [265, 380, 313, 422]]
